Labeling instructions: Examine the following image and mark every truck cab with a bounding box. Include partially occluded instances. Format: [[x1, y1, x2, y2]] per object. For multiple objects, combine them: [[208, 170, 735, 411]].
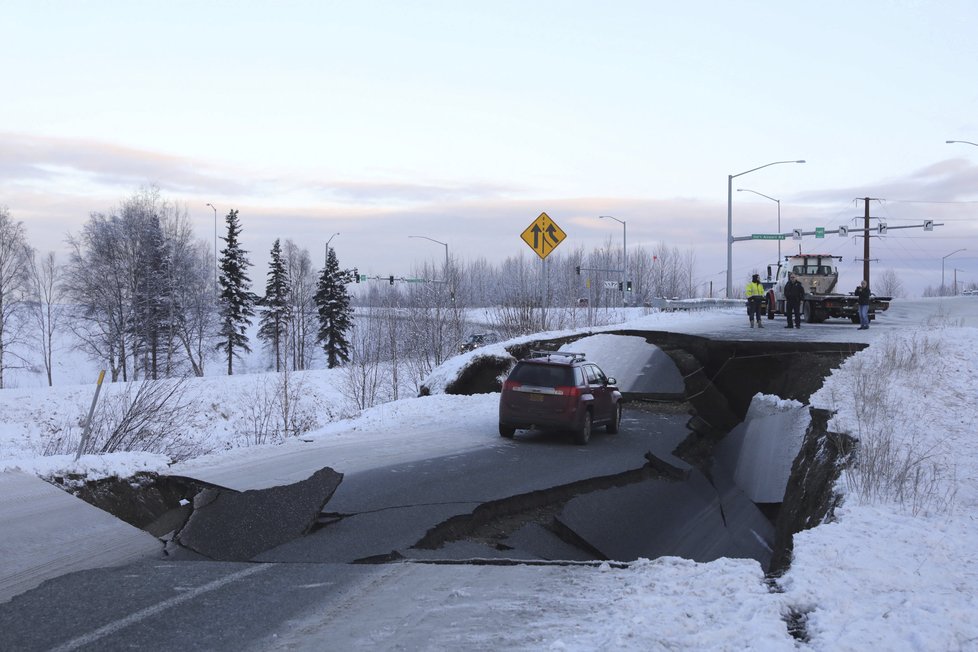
[[770, 254, 842, 300]]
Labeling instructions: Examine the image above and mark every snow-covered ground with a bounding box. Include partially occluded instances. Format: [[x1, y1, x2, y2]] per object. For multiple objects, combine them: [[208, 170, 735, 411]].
[[2, 299, 978, 649]]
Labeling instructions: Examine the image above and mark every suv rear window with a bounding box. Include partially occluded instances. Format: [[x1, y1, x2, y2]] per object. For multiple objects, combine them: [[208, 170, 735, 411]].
[[509, 363, 574, 387]]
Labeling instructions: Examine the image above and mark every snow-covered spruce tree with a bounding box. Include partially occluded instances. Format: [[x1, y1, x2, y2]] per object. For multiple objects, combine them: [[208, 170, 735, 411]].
[[215, 209, 257, 375], [258, 239, 290, 372], [314, 247, 354, 368]]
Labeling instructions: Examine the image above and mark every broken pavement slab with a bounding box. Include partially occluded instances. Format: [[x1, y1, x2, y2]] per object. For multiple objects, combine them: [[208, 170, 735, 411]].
[[0, 470, 162, 604], [172, 466, 342, 561], [556, 470, 774, 565]]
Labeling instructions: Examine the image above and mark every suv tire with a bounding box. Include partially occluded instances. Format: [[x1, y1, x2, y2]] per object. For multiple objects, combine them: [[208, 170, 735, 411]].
[[606, 403, 621, 434], [574, 411, 592, 445], [499, 424, 515, 439]]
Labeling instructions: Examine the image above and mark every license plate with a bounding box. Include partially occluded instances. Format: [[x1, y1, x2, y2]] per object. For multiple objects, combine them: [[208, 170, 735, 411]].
[[529, 394, 544, 402]]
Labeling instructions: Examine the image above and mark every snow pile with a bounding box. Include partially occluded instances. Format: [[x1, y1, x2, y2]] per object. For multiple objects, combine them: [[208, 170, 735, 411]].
[[0, 368, 354, 473], [777, 325, 978, 648], [0, 452, 171, 481]]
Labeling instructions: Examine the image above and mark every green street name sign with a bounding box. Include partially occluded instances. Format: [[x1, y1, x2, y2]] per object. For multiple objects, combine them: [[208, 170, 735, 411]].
[[751, 234, 785, 240], [815, 227, 825, 238]]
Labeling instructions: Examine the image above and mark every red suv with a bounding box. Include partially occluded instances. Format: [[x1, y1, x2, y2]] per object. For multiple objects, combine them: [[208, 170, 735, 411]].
[[498, 351, 622, 445]]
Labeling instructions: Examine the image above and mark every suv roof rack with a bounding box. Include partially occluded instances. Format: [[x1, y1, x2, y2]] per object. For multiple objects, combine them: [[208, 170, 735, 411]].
[[528, 350, 586, 362]]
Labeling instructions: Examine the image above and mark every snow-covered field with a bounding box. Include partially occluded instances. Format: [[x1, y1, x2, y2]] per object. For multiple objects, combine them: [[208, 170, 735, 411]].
[[2, 300, 978, 649]]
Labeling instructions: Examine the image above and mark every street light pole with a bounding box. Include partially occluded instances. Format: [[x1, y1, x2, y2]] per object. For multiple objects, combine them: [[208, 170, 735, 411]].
[[409, 235, 452, 302], [727, 159, 805, 298], [206, 203, 218, 287], [325, 232, 339, 266], [599, 216, 627, 305], [408, 235, 449, 270], [942, 248, 966, 295], [736, 188, 782, 262]]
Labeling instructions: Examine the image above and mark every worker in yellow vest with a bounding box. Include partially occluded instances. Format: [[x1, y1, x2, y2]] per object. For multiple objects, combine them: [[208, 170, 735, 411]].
[[745, 273, 766, 328]]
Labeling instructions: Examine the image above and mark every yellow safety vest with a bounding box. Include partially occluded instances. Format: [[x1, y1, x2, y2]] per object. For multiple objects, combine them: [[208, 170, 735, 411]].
[[745, 282, 765, 298]]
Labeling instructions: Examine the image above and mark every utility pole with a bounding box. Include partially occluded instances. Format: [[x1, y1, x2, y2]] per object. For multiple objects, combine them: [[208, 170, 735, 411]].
[[862, 197, 871, 283]]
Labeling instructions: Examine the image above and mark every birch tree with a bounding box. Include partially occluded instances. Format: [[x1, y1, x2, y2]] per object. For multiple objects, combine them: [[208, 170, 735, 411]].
[[0, 207, 32, 388]]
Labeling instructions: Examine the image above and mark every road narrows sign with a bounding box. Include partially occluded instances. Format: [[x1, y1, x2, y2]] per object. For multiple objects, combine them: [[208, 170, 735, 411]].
[[521, 212, 566, 259]]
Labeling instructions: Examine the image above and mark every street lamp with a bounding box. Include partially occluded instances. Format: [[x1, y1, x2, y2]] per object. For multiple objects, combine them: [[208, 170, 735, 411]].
[[325, 232, 339, 266], [598, 216, 627, 304], [942, 248, 966, 295], [409, 235, 452, 302], [946, 140, 978, 147], [408, 235, 449, 270], [206, 203, 218, 287], [737, 188, 782, 261], [727, 159, 805, 298]]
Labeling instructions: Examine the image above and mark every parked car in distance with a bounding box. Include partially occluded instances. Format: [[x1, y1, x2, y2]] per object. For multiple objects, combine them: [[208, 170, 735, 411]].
[[459, 332, 499, 353], [498, 351, 622, 445]]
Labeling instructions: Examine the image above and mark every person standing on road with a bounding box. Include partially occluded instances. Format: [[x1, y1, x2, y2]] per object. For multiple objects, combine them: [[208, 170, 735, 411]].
[[855, 279, 871, 329], [784, 273, 805, 329], [746, 273, 766, 328]]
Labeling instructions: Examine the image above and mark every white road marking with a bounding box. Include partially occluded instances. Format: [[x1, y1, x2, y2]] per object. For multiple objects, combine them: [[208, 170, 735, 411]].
[[49, 564, 272, 652]]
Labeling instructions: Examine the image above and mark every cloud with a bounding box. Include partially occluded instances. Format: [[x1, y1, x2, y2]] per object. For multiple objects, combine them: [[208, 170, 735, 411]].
[[3, 131, 976, 296]]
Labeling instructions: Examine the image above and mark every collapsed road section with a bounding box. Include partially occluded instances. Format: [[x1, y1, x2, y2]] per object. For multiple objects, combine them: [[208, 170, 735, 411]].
[[63, 331, 861, 576]]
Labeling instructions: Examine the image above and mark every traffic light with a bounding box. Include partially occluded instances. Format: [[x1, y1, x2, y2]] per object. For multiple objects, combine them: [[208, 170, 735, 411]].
[[626, 280, 632, 292], [618, 281, 623, 291], [575, 265, 581, 276], [389, 275, 394, 285], [354, 268, 360, 283]]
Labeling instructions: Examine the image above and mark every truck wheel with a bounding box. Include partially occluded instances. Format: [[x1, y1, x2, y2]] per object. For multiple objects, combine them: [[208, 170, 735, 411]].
[[850, 315, 860, 324], [803, 302, 815, 324]]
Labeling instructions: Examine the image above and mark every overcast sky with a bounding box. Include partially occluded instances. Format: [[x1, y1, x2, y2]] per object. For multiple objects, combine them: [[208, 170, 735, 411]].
[[4, 0, 978, 295]]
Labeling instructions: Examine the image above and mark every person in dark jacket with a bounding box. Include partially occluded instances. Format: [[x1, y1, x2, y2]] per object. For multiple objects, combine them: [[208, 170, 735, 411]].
[[855, 279, 871, 329], [783, 273, 804, 328]]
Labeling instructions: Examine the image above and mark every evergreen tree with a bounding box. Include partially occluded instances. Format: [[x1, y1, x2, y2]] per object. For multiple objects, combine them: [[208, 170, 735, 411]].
[[314, 247, 354, 368], [132, 214, 173, 379], [258, 239, 290, 371], [215, 209, 256, 375]]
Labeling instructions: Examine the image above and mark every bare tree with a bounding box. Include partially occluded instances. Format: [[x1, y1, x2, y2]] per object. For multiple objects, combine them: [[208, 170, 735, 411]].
[[64, 213, 129, 381], [64, 188, 198, 381], [642, 242, 696, 300], [874, 269, 905, 299], [403, 260, 456, 387], [171, 241, 217, 377], [72, 377, 201, 462], [27, 251, 65, 386], [0, 207, 33, 388], [158, 199, 210, 376], [343, 312, 385, 410], [489, 252, 545, 337], [282, 240, 317, 371]]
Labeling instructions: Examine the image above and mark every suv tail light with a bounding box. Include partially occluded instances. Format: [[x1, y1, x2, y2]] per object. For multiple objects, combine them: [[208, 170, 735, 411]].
[[503, 379, 522, 392], [554, 385, 581, 398]]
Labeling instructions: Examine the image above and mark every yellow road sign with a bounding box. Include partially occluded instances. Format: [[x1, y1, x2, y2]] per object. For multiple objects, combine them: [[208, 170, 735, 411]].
[[520, 212, 566, 259]]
